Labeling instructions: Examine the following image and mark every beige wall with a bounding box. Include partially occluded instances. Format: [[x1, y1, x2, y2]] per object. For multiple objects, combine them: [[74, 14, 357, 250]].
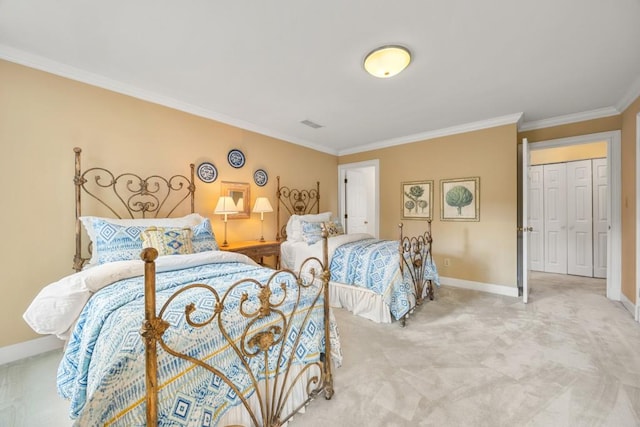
[[519, 116, 622, 142], [3, 57, 638, 349], [0, 60, 338, 347], [530, 141, 607, 165], [340, 124, 519, 288]]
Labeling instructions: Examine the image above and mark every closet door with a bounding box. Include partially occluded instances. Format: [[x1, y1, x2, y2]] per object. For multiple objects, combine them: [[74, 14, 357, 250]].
[[543, 163, 567, 274], [567, 160, 593, 276], [592, 158, 608, 278], [528, 165, 544, 271]]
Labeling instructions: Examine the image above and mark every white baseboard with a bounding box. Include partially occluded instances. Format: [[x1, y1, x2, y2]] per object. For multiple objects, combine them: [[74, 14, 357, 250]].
[[620, 292, 637, 318], [0, 335, 64, 366], [439, 276, 519, 298]]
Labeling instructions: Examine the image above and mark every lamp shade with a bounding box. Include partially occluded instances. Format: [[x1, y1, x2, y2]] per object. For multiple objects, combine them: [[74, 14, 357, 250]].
[[252, 197, 273, 213], [214, 196, 238, 214], [364, 45, 411, 78]]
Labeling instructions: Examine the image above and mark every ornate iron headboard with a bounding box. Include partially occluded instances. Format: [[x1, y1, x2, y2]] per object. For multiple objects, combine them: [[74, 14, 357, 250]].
[[275, 176, 320, 241], [73, 147, 196, 271]]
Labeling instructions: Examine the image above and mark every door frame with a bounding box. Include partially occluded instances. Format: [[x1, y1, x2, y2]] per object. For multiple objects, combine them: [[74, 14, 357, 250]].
[[636, 113, 640, 321], [338, 160, 380, 238], [531, 131, 621, 301]]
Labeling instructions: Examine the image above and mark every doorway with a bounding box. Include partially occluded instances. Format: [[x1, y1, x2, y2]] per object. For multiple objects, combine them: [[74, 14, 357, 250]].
[[527, 131, 621, 301], [338, 160, 379, 237], [529, 157, 608, 278]]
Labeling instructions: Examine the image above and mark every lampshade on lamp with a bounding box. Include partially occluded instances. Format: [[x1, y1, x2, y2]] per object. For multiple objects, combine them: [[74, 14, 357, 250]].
[[252, 197, 273, 242], [364, 45, 411, 78], [214, 196, 238, 247]]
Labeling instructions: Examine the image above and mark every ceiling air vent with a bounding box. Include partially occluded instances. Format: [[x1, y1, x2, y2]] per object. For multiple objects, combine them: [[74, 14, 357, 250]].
[[300, 119, 323, 129]]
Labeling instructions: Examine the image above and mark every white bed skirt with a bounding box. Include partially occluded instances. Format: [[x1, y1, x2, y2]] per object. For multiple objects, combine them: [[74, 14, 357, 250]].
[[328, 281, 391, 323]]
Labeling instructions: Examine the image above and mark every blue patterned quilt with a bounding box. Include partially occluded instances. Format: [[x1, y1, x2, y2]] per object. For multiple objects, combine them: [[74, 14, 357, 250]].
[[57, 257, 338, 426], [330, 238, 439, 320]]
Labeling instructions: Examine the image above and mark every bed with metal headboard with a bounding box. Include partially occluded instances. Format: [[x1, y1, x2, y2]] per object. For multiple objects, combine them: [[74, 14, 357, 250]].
[[25, 148, 339, 426], [276, 176, 439, 326]]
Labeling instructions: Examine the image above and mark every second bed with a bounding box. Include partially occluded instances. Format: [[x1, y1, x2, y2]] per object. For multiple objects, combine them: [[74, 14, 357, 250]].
[[276, 177, 439, 325]]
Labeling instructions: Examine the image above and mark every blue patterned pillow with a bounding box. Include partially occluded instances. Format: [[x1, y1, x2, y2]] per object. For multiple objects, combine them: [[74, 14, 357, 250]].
[[191, 218, 219, 252], [91, 217, 218, 264], [300, 220, 324, 245], [91, 219, 147, 265]]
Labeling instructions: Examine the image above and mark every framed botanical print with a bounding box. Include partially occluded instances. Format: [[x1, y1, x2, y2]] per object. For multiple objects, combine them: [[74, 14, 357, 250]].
[[401, 180, 433, 220], [441, 177, 480, 221]]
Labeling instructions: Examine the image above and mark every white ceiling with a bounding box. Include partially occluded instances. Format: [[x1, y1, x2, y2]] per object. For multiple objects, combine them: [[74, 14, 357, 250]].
[[1, 1, 640, 155]]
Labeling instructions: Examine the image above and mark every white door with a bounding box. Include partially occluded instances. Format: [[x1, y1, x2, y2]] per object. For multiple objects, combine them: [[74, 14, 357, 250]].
[[522, 138, 530, 303], [345, 168, 373, 234], [567, 160, 593, 276], [338, 161, 379, 237], [528, 165, 545, 272], [592, 158, 608, 279], [544, 163, 568, 274]]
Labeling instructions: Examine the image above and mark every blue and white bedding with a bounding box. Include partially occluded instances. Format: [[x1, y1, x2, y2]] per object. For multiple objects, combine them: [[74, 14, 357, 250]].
[[28, 251, 341, 426], [282, 233, 439, 322]]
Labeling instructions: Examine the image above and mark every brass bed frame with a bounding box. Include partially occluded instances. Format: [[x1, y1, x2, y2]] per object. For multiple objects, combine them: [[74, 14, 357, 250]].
[[73, 146, 196, 271], [275, 176, 435, 324], [72, 148, 334, 426]]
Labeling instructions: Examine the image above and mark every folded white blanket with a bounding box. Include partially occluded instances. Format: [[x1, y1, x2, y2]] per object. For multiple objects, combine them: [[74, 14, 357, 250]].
[[23, 251, 256, 339]]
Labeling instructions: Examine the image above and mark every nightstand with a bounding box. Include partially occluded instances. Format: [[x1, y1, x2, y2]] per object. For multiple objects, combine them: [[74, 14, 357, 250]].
[[221, 240, 281, 268]]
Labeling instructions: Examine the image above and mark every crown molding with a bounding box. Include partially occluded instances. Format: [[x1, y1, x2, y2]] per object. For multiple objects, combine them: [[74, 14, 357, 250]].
[[615, 74, 640, 113], [338, 112, 524, 156], [0, 45, 338, 156], [518, 106, 620, 132], [2, 43, 636, 156]]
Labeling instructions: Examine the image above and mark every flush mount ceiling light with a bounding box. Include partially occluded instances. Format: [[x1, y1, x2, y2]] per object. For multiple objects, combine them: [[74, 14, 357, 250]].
[[363, 45, 411, 78]]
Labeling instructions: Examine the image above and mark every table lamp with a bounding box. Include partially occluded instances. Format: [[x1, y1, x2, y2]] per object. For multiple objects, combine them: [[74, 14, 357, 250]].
[[252, 197, 273, 242], [214, 196, 238, 247]]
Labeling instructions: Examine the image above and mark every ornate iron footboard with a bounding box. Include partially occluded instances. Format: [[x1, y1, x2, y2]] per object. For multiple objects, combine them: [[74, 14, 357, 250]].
[[140, 235, 334, 426], [399, 219, 435, 305]]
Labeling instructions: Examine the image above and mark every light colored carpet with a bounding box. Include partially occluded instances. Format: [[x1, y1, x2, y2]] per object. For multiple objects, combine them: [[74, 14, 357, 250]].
[[290, 272, 640, 426], [2, 272, 639, 426]]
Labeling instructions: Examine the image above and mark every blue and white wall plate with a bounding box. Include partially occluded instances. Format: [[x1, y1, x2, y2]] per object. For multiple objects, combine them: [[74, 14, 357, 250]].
[[227, 149, 245, 168], [196, 162, 218, 183], [254, 169, 268, 187]]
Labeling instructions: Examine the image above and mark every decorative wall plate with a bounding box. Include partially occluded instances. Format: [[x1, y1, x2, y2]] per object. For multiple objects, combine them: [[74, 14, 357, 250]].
[[196, 162, 218, 183], [227, 149, 246, 168], [254, 169, 268, 187]]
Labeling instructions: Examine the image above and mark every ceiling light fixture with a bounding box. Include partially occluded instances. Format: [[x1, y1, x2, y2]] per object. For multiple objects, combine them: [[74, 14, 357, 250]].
[[363, 45, 411, 78]]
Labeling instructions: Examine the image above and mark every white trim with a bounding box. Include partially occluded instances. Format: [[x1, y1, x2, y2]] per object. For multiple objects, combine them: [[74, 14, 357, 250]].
[[530, 131, 622, 301], [636, 113, 640, 322], [0, 44, 337, 156], [337, 113, 524, 156], [621, 292, 636, 318], [440, 276, 519, 298], [519, 107, 620, 132], [0, 335, 63, 366], [337, 160, 380, 238], [617, 75, 640, 113]]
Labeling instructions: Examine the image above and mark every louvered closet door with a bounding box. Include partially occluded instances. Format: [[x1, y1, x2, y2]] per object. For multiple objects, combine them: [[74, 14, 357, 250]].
[[543, 163, 567, 274], [528, 165, 544, 272], [567, 160, 593, 276], [592, 158, 608, 278]]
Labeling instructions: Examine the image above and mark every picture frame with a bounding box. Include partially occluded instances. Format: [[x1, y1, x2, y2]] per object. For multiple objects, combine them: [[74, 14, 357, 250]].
[[401, 180, 433, 220], [221, 181, 251, 219], [440, 177, 480, 221]]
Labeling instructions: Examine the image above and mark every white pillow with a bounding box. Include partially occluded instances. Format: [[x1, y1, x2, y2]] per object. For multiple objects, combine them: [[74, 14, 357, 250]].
[[80, 213, 206, 267], [286, 212, 331, 242]]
